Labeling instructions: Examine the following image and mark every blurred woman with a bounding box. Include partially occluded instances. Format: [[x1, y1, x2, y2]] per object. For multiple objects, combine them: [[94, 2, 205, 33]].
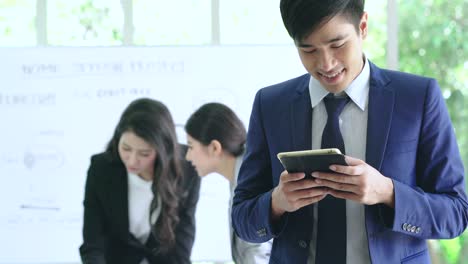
[[80, 98, 200, 264], [185, 102, 272, 264]]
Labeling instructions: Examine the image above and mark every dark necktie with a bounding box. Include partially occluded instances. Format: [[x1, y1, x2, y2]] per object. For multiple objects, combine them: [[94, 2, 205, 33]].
[[315, 94, 350, 264]]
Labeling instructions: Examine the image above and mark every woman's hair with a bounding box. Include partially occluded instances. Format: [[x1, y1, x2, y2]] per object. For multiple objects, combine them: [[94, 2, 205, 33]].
[[106, 98, 182, 253], [185, 102, 246, 157]]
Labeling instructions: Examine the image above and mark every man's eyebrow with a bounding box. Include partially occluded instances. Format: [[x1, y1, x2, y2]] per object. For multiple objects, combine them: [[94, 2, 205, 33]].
[[326, 34, 347, 43], [297, 43, 314, 48], [297, 34, 349, 48]]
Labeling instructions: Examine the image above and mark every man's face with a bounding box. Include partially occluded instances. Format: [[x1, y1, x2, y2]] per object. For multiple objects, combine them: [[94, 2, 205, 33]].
[[296, 13, 368, 93]]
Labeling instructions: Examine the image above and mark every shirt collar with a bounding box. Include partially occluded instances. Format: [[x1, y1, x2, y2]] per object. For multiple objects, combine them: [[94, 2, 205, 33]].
[[308, 57, 370, 111]]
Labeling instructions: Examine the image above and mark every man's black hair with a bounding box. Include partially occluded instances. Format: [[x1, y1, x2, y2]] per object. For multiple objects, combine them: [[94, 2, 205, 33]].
[[280, 0, 365, 42]]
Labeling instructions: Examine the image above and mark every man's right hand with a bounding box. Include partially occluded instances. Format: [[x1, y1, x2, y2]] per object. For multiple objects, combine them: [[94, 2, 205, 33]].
[[271, 170, 329, 221]]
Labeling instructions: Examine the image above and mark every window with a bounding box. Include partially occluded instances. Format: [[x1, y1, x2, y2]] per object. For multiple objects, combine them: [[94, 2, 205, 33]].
[[219, 0, 290, 44], [0, 0, 35, 46], [47, 0, 123, 46], [133, 0, 211, 45]]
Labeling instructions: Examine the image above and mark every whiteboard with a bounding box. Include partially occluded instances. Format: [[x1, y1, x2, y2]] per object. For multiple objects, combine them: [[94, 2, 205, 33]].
[[0, 46, 305, 263]]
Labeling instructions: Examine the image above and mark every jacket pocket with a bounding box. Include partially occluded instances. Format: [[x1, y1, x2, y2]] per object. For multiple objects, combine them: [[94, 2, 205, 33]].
[[401, 249, 430, 264]]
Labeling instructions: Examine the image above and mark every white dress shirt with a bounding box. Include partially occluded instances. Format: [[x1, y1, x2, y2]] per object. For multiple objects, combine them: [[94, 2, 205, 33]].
[[307, 59, 372, 264], [128, 172, 161, 264]]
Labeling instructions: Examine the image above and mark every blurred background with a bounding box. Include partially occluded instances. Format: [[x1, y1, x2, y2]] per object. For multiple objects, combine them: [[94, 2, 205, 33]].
[[0, 0, 466, 263]]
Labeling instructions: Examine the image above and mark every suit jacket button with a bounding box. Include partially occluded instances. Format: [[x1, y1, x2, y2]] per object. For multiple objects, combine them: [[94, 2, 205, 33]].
[[256, 228, 266, 237], [298, 240, 307, 248], [416, 227, 421, 234], [410, 226, 417, 233], [402, 223, 408, 231], [406, 224, 412, 232]]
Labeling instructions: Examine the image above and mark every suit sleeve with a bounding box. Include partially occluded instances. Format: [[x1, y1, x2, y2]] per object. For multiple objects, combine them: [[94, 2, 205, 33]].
[[232, 90, 287, 243], [79, 156, 107, 264], [384, 79, 468, 239], [167, 162, 201, 264]]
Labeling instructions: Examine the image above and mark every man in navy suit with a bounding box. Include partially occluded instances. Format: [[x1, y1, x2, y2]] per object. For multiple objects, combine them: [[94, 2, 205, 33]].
[[232, 0, 468, 263]]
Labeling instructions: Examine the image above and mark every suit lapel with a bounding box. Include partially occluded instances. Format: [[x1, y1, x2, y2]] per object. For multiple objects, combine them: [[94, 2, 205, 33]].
[[108, 163, 130, 239], [289, 76, 315, 236], [290, 76, 313, 151], [366, 63, 394, 171]]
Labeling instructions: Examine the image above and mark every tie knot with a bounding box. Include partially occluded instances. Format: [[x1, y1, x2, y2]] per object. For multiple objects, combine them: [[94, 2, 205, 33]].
[[323, 94, 350, 118]]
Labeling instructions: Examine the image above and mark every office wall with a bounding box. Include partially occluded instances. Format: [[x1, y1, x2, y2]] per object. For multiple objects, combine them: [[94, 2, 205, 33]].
[[0, 46, 305, 263]]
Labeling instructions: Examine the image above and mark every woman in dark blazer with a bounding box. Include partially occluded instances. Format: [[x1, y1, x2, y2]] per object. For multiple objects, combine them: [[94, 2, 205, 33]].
[[79, 98, 201, 264]]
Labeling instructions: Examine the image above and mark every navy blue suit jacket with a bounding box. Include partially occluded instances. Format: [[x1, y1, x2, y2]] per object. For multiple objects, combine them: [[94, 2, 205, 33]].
[[232, 62, 468, 264]]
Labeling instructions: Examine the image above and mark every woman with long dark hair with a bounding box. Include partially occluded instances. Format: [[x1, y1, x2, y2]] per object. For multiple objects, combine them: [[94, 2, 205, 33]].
[[185, 102, 272, 264], [80, 98, 200, 264]]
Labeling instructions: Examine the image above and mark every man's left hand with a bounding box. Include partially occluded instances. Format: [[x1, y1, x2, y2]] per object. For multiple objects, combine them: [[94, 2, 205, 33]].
[[311, 155, 395, 208]]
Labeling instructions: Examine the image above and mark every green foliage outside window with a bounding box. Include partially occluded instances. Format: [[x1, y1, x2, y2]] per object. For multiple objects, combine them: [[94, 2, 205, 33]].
[[47, 0, 123, 46], [364, 0, 387, 67], [0, 0, 35, 46], [398, 1, 468, 264]]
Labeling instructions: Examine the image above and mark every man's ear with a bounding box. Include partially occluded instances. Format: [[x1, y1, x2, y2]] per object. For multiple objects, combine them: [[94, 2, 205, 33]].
[[209, 140, 223, 156], [360, 12, 368, 39]]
